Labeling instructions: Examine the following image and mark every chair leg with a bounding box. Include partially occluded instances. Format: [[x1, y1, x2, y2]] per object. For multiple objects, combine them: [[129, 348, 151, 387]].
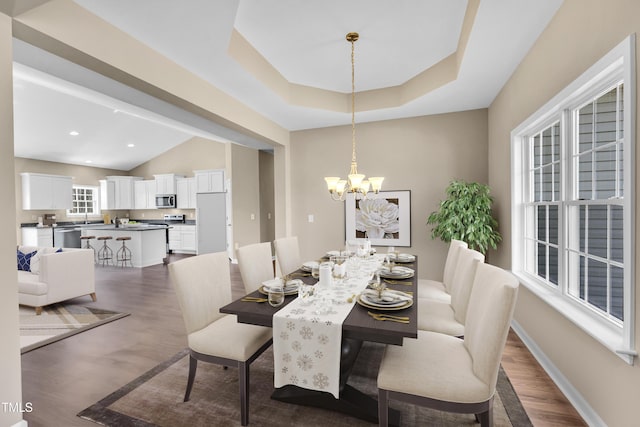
[[478, 405, 493, 427], [184, 355, 197, 402], [378, 388, 389, 427], [239, 361, 249, 426]]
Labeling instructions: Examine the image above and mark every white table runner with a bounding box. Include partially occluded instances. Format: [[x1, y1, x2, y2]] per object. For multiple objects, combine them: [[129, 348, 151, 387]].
[[273, 255, 385, 398]]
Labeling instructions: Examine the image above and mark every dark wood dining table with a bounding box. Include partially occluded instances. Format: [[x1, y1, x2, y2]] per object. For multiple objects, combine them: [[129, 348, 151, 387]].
[[220, 255, 418, 425]]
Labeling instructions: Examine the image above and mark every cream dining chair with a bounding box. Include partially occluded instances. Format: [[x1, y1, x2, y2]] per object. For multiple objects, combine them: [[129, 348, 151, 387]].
[[237, 242, 275, 293], [273, 236, 302, 276], [168, 252, 273, 426], [418, 239, 467, 303], [377, 262, 519, 426], [417, 246, 484, 337]]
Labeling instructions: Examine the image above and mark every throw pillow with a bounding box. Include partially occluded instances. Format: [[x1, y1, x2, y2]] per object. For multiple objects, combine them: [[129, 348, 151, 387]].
[[17, 249, 37, 272]]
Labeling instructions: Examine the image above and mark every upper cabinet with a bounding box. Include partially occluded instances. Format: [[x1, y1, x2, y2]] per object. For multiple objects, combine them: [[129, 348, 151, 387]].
[[154, 174, 184, 195], [176, 177, 197, 209], [100, 176, 143, 210], [21, 173, 73, 210], [134, 180, 157, 210], [194, 169, 225, 193]]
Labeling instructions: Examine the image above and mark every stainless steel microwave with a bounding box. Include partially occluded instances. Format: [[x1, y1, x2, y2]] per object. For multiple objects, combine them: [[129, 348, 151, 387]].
[[155, 194, 176, 209]]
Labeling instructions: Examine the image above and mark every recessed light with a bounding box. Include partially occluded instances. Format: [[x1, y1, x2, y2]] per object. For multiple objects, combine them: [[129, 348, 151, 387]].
[[127, 143, 135, 148], [69, 131, 79, 136], [85, 160, 93, 164]]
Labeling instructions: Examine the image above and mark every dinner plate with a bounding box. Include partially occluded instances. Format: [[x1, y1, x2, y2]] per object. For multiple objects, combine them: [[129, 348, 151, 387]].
[[360, 290, 412, 308], [356, 292, 413, 311], [378, 266, 415, 279]]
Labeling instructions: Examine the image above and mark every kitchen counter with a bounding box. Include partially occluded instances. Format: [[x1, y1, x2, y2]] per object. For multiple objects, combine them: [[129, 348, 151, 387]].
[[79, 224, 168, 231]]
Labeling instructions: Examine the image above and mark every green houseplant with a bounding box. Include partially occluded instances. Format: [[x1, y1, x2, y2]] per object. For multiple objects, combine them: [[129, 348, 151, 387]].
[[427, 180, 502, 254]]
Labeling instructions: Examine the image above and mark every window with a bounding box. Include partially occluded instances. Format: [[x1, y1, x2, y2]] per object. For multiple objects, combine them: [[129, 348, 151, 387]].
[[68, 185, 100, 216], [511, 36, 635, 364]]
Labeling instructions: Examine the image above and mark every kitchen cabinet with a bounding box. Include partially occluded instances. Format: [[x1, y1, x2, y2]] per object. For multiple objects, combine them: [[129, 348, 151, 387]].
[[194, 169, 225, 193], [100, 176, 143, 210], [169, 224, 196, 253], [21, 173, 73, 210], [134, 180, 157, 209], [22, 227, 53, 247], [154, 173, 184, 195], [176, 177, 197, 209]]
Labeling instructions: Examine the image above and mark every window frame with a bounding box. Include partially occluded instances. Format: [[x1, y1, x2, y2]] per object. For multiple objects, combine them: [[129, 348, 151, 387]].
[[67, 185, 101, 217], [511, 35, 636, 364]]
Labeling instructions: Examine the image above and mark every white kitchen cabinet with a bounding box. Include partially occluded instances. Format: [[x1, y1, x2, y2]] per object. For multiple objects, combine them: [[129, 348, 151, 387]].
[[134, 180, 157, 209], [22, 227, 53, 247], [194, 169, 225, 193], [168, 224, 196, 253], [176, 177, 197, 209], [21, 173, 73, 210], [101, 176, 142, 210], [154, 173, 184, 195]]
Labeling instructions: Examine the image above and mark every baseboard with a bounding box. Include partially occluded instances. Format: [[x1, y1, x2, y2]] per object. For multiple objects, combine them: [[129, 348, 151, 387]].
[[511, 320, 607, 427]]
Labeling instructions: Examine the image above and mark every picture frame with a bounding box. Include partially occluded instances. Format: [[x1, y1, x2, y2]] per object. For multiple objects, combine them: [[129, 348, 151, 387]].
[[345, 190, 411, 247]]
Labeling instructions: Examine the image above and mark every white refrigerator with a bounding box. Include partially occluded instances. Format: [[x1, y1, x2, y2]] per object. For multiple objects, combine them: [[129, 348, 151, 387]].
[[196, 192, 227, 255]]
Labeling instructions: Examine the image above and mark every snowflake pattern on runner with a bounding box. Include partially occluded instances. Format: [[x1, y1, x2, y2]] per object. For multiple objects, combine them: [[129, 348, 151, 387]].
[[317, 334, 329, 345], [289, 375, 299, 385], [297, 354, 313, 371], [313, 372, 329, 389], [314, 350, 324, 359], [283, 353, 292, 363], [292, 341, 302, 352], [286, 321, 296, 331], [300, 326, 313, 340], [291, 308, 306, 315], [279, 331, 289, 340]]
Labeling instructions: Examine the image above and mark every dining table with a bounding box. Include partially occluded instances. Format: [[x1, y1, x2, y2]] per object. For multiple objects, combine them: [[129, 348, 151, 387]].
[[220, 252, 418, 426]]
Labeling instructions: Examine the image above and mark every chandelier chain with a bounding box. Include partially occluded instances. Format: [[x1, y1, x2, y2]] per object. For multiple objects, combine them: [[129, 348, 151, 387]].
[[351, 35, 357, 166]]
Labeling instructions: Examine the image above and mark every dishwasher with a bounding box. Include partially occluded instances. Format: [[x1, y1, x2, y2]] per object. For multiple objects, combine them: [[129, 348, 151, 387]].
[[53, 227, 82, 248]]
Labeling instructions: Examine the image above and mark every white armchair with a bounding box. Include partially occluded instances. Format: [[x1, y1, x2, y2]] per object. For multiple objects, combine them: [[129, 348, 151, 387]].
[[273, 236, 301, 276], [418, 239, 467, 303], [237, 242, 275, 293]]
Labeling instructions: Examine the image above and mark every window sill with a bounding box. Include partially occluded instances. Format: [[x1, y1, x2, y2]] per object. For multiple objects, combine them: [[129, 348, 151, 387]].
[[513, 271, 636, 365]]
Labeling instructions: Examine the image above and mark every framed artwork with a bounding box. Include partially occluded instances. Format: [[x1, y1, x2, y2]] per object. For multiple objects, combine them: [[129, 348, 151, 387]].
[[345, 190, 411, 247]]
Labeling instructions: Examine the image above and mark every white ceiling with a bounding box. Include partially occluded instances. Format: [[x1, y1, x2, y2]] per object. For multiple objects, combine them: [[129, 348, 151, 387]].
[[12, 0, 564, 171]]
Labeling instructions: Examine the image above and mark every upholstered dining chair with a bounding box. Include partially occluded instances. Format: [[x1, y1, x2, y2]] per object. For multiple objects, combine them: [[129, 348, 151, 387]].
[[168, 252, 273, 426], [237, 242, 275, 293], [417, 246, 484, 337], [418, 239, 467, 303], [377, 262, 519, 427], [273, 236, 301, 276]]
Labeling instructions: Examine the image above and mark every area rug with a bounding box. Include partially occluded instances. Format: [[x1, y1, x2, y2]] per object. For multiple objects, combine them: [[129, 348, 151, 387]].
[[78, 342, 532, 427], [20, 303, 129, 354]]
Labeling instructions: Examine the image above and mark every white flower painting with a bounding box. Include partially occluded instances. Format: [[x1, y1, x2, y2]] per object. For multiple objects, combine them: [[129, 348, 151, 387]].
[[355, 198, 400, 239], [345, 191, 411, 247]]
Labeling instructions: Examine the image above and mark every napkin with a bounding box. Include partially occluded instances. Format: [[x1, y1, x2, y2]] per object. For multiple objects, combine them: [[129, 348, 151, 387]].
[[262, 278, 302, 292], [362, 289, 412, 303]]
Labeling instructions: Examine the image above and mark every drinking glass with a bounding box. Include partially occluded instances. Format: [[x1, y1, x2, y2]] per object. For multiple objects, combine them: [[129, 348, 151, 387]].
[[311, 264, 320, 280], [268, 284, 285, 307], [297, 283, 315, 305]]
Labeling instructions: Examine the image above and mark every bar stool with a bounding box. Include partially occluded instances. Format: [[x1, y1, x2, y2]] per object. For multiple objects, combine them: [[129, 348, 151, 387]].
[[96, 236, 113, 266], [80, 235, 97, 263], [116, 236, 133, 268]]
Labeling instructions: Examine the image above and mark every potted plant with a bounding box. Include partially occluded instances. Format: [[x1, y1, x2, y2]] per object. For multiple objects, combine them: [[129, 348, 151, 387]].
[[427, 180, 502, 254]]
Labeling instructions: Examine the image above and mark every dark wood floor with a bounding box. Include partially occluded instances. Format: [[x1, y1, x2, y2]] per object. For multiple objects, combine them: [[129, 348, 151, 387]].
[[20, 254, 586, 426]]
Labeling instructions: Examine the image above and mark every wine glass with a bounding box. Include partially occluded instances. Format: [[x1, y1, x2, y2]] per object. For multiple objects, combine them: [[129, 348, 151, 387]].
[[311, 263, 320, 280], [268, 284, 285, 307]]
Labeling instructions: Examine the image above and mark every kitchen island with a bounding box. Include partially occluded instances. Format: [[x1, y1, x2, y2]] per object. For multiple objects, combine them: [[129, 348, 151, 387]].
[[80, 224, 166, 268]]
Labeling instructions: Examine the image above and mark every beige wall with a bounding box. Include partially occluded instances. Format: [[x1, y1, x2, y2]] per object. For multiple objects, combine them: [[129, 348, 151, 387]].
[[0, 11, 23, 427], [230, 143, 261, 256], [259, 150, 275, 244], [290, 109, 488, 278], [488, 0, 640, 425]]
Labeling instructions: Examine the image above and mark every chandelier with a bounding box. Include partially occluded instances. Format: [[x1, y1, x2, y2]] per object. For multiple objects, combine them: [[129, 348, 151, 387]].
[[324, 32, 384, 201]]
